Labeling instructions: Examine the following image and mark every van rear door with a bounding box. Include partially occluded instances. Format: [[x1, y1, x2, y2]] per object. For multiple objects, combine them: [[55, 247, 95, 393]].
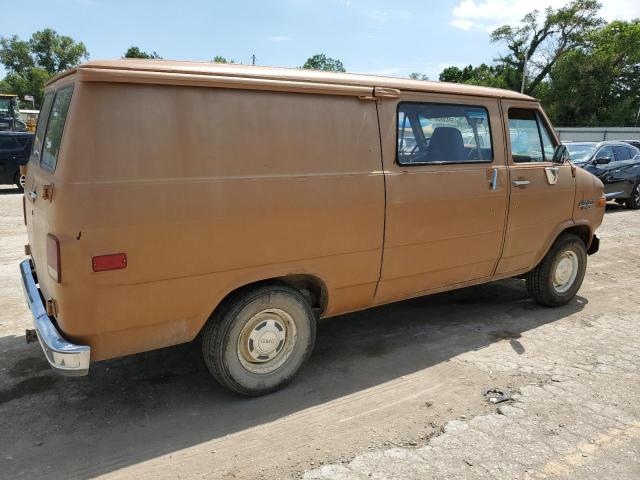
[[25, 84, 74, 299]]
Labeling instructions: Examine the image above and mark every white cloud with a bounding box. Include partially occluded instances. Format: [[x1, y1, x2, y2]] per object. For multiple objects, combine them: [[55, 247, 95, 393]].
[[450, 0, 640, 31], [266, 35, 291, 42], [599, 0, 640, 20], [367, 9, 390, 23]]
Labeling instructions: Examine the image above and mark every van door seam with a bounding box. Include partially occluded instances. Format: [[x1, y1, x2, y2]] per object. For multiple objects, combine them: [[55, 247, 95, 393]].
[[492, 98, 512, 276], [373, 100, 387, 299]]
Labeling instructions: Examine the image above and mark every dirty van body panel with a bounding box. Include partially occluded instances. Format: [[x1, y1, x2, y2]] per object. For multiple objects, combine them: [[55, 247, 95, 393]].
[[374, 92, 509, 303], [495, 100, 576, 275], [40, 81, 384, 361]]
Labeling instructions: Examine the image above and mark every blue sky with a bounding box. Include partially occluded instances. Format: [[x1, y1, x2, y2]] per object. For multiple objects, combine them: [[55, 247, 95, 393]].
[[4, 0, 638, 80]]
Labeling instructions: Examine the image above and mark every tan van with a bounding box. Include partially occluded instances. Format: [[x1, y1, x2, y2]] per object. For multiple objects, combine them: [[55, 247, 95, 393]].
[[20, 60, 605, 395]]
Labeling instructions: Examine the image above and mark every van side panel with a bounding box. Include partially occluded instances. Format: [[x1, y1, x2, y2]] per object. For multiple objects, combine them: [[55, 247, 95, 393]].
[[51, 82, 385, 360]]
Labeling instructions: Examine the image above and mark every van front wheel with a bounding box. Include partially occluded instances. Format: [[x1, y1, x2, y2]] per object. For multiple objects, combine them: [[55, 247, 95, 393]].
[[201, 284, 316, 396], [526, 233, 587, 307]]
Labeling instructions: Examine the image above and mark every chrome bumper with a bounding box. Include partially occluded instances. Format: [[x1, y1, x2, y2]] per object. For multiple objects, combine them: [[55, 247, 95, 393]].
[[19, 260, 90, 376]]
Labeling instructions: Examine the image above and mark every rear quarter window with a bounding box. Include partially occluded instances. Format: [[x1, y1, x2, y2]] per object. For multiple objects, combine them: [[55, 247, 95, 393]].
[[41, 85, 74, 172], [29, 92, 54, 165], [613, 145, 631, 161], [397, 102, 493, 165]]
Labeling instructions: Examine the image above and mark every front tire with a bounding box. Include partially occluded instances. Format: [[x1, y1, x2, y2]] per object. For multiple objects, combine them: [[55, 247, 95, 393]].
[[201, 283, 316, 396], [625, 181, 640, 209], [526, 233, 587, 307]]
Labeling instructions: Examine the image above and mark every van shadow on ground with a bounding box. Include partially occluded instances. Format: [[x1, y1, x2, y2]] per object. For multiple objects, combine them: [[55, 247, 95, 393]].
[[0, 278, 587, 479]]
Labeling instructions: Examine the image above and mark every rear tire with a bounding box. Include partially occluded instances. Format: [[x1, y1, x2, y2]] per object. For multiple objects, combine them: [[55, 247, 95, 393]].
[[526, 233, 587, 307], [625, 181, 640, 209], [201, 283, 316, 396]]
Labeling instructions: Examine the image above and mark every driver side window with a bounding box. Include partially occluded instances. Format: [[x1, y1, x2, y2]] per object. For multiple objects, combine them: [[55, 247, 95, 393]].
[[508, 108, 556, 163]]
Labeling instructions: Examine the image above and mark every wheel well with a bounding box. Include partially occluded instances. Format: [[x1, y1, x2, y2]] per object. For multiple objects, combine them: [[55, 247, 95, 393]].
[[275, 274, 328, 314], [562, 225, 592, 248], [209, 275, 328, 324]]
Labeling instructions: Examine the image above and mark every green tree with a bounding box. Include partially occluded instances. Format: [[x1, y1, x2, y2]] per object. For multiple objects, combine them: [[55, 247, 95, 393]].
[[213, 56, 235, 64], [490, 0, 603, 94], [0, 36, 33, 73], [123, 46, 162, 59], [29, 29, 89, 74], [302, 54, 346, 72], [0, 29, 88, 107], [439, 63, 515, 89], [408, 72, 429, 81], [543, 20, 640, 126]]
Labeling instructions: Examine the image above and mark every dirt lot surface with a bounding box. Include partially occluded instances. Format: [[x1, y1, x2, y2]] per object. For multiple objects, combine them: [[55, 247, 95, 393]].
[[0, 184, 639, 480]]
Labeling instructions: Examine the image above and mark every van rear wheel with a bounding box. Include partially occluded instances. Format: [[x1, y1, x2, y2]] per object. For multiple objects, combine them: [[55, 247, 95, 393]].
[[201, 283, 316, 396], [525, 233, 587, 307]]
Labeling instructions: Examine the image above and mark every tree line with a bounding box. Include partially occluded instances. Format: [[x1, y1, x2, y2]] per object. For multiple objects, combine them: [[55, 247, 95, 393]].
[[0, 32, 347, 109], [1, 1, 637, 127], [435, 0, 640, 127]]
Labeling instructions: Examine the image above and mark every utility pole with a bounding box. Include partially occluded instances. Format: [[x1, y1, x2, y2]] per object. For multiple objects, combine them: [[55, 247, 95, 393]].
[[520, 49, 529, 94], [251, 54, 256, 66]]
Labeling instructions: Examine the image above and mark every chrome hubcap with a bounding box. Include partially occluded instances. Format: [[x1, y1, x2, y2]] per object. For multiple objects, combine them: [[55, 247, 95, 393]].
[[634, 185, 640, 203], [237, 308, 296, 374], [553, 250, 579, 294]]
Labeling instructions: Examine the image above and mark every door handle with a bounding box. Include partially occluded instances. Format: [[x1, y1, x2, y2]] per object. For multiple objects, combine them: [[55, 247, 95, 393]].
[[512, 180, 530, 187], [545, 166, 560, 185], [489, 168, 499, 191], [28, 190, 37, 199]]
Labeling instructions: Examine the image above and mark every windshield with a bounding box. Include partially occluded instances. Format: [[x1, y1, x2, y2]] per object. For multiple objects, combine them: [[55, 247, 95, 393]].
[[566, 143, 596, 163], [0, 97, 19, 117], [0, 97, 26, 131]]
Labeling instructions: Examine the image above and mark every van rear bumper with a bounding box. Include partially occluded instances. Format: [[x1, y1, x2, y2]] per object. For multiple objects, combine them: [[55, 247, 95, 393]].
[[19, 260, 90, 376]]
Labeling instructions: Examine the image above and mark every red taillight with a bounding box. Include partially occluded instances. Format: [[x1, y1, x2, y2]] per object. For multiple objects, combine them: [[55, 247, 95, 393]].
[[92, 253, 127, 272], [47, 234, 61, 283]]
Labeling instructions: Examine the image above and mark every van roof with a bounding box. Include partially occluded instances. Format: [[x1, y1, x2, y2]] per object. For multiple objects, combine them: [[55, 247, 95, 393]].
[[50, 59, 536, 101]]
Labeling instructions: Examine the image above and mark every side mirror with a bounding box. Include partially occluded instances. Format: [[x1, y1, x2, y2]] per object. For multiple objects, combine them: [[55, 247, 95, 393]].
[[552, 145, 570, 164], [594, 156, 612, 165]]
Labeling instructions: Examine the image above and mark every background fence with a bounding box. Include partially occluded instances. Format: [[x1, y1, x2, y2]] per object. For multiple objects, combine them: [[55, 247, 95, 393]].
[[555, 127, 640, 142]]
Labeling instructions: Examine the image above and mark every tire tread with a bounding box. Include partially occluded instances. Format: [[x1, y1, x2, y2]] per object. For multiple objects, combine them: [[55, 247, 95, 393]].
[[526, 233, 587, 307], [201, 283, 315, 396]]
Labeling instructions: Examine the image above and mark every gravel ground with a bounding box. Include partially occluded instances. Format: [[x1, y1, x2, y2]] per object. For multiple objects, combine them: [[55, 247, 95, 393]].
[[0, 184, 639, 480]]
